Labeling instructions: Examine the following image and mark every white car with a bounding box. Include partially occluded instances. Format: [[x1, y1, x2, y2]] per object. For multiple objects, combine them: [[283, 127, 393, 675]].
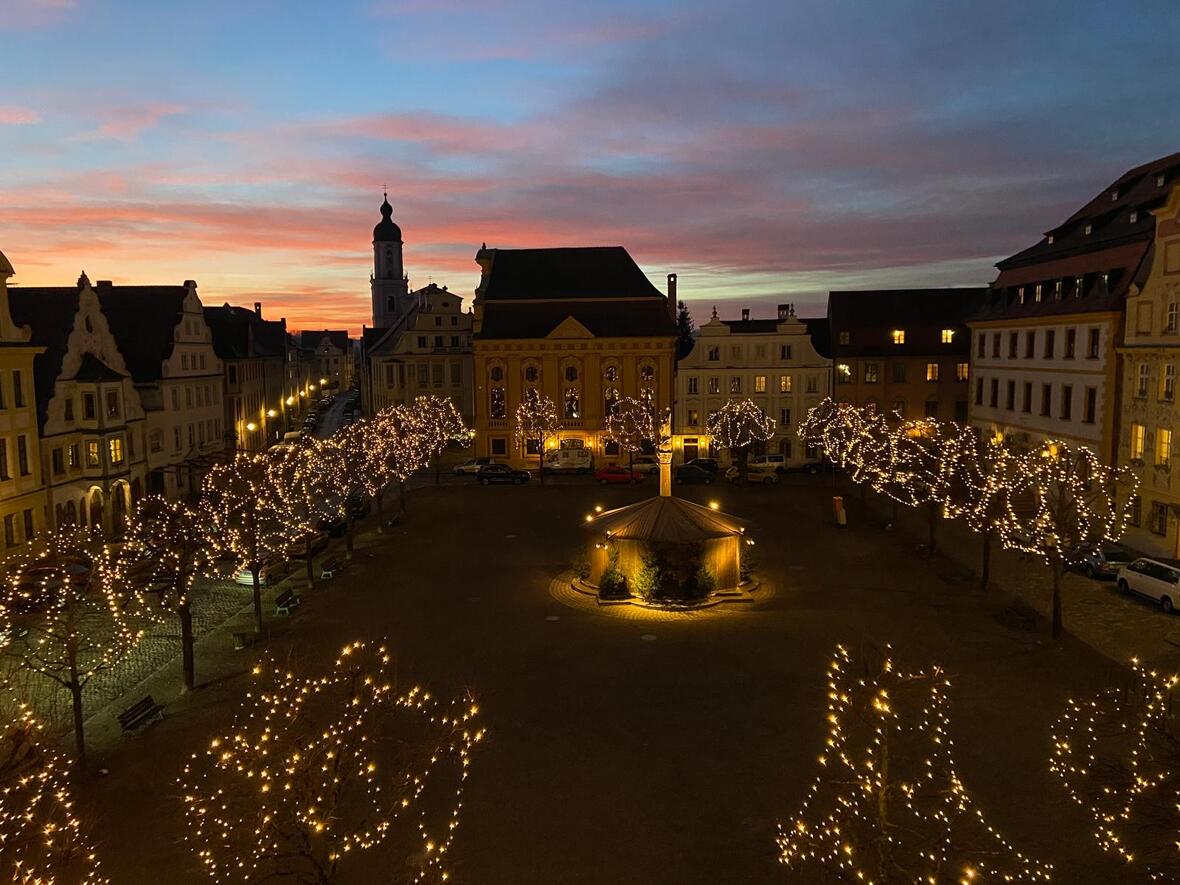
[[749, 454, 787, 474], [455, 457, 498, 475], [234, 556, 290, 587], [1117, 557, 1180, 613], [725, 463, 779, 485]]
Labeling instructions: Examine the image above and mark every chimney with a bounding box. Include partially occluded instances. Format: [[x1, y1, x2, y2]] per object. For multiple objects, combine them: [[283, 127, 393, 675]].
[[667, 273, 677, 317], [96, 280, 113, 289], [254, 302, 262, 317], [778, 303, 789, 320], [741, 308, 750, 321]]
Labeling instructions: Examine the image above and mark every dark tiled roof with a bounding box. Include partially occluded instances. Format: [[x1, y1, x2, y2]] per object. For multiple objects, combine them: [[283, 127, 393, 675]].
[[478, 246, 666, 301], [828, 288, 987, 357], [802, 317, 831, 359], [721, 319, 780, 333], [477, 300, 676, 340], [94, 283, 188, 382], [204, 305, 287, 361], [298, 330, 350, 353], [8, 286, 81, 429], [1000, 151, 1179, 270], [71, 352, 123, 382]]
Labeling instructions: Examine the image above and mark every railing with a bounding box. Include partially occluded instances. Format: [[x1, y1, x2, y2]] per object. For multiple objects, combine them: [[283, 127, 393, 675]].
[[562, 419, 585, 429], [487, 419, 509, 429]]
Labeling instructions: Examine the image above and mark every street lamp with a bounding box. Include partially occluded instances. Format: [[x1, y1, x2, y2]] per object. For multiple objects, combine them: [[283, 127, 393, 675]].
[[266, 409, 277, 418], [286, 396, 295, 406], [246, 421, 257, 432]]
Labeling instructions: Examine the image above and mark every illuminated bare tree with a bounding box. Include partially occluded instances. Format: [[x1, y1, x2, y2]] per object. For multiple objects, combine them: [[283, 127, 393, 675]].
[[120, 495, 213, 691], [1051, 659, 1180, 880], [178, 640, 485, 885], [779, 644, 1052, 883], [706, 398, 776, 480], [0, 524, 144, 764], [0, 705, 107, 883], [603, 397, 668, 472], [201, 453, 303, 634], [514, 388, 561, 484], [413, 395, 471, 485]]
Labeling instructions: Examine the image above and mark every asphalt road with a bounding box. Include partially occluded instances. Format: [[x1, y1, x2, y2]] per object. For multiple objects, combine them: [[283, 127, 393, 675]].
[[80, 477, 1140, 883]]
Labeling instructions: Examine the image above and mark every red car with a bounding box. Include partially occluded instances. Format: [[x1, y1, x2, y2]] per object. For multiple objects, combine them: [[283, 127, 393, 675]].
[[595, 466, 644, 485]]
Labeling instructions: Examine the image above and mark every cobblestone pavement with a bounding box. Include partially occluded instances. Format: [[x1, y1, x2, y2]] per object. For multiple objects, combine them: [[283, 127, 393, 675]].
[[75, 478, 1148, 884]]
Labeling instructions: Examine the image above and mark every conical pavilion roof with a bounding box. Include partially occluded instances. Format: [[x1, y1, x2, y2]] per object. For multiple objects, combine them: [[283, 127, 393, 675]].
[[585, 495, 745, 543]]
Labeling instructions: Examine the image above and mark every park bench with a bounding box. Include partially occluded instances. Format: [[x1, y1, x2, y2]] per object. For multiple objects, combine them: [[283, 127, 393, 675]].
[[118, 695, 164, 732], [274, 588, 302, 616], [320, 557, 344, 579]]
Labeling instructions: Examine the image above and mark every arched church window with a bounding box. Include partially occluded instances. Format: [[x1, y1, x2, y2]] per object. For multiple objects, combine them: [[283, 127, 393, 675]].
[[604, 365, 618, 383], [490, 388, 506, 419], [490, 366, 504, 383], [604, 387, 620, 414], [640, 387, 654, 405], [641, 364, 655, 382], [524, 365, 539, 383], [564, 365, 579, 383]]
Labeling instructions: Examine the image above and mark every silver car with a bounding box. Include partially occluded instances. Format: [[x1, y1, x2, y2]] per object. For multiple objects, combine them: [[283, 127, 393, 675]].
[[1117, 558, 1180, 613]]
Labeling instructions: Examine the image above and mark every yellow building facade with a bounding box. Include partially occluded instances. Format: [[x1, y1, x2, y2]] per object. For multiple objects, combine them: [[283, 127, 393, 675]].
[[0, 251, 47, 553], [471, 246, 677, 468]]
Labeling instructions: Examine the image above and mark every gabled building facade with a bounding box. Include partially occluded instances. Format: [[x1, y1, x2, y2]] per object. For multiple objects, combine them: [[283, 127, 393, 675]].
[[0, 251, 48, 551], [298, 330, 353, 393], [673, 304, 831, 465], [9, 272, 148, 536], [1114, 155, 1180, 554], [96, 280, 225, 499], [829, 288, 985, 422], [361, 283, 473, 419], [204, 302, 291, 453], [471, 246, 677, 468], [969, 153, 1178, 465]]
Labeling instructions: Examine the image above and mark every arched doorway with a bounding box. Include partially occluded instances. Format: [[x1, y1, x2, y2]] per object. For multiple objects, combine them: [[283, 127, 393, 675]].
[[130, 477, 142, 505], [66, 500, 77, 526], [88, 489, 104, 534], [111, 482, 129, 536]]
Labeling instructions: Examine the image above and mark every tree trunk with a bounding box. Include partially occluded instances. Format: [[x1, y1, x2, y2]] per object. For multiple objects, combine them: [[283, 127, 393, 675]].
[[398, 478, 407, 513], [980, 530, 992, 593], [1051, 558, 1064, 641], [375, 485, 384, 532], [67, 647, 86, 766], [927, 501, 937, 553], [434, 456, 441, 486], [251, 567, 263, 634], [345, 518, 354, 559], [305, 536, 315, 588], [737, 447, 749, 482], [179, 598, 195, 691], [538, 448, 545, 485]]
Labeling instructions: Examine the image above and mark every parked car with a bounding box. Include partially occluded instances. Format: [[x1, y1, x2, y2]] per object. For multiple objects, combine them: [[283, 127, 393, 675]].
[[596, 466, 644, 485], [1117, 558, 1180, 612], [749, 454, 787, 474], [1070, 544, 1135, 580], [543, 447, 593, 473], [289, 531, 330, 559], [318, 516, 348, 538], [685, 458, 720, 474], [477, 464, 530, 485], [348, 496, 371, 519], [455, 457, 499, 475], [675, 464, 715, 485], [725, 463, 779, 485], [631, 456, 660, 475], [234, 555, 290, 587], [787, 459, 832, 475]]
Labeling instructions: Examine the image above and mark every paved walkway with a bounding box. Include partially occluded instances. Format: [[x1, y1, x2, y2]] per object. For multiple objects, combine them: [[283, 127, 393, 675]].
[[69, 477, 1151, 883]]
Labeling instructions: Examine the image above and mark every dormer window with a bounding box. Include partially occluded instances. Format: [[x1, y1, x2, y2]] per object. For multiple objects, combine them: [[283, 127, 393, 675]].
[[1111, 189, 1119, 201], [941, 329, 954, 344], [1083, 224, 1092, 236], [1047, 234, 1054, 244], [1130, 211, 1138, 223], [891, 330, 905, 345], [1158, 173, 1167, 187], [1035, 283, 1043, 302]]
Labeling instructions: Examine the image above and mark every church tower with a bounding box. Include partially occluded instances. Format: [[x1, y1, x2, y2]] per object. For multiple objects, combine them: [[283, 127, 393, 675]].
[[371, 192, 408, 328]]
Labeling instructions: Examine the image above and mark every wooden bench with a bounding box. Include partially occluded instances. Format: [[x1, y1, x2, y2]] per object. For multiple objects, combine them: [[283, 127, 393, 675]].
[[320, 557, 344, 579], [118, 695, 164, 732], [274, 589, 302, 616]]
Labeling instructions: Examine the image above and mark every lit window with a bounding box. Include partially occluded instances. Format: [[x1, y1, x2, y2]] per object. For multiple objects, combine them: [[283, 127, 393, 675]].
[[779, 375, 792, 393], [86, 441, 100, 467], [1084, 224, 1092, 236], [754, 375, 767, 393], [955, 362, 968, 381], [1137, 363, 1149, 397], [864, 363, 879, 383], [926, 363, 939, 382], [1130, 211, 1138, 224], [836, 364, 852, 383], [1157, 427, 1173, 466], [1130, 423, 1145, 460], [838, 332, 850, 346], [707, 377, 721, 394], [108, 437, 124, 464], [891, 330, 905, 345], [940, 329, 954, 344]]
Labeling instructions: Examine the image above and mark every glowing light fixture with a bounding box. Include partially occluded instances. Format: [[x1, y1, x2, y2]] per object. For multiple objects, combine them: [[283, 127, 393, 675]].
[[246, 421, 258, 432]]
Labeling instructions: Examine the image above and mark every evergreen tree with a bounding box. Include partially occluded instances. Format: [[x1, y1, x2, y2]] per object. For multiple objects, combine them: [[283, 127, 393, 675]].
[[675, 300, 695, 359]]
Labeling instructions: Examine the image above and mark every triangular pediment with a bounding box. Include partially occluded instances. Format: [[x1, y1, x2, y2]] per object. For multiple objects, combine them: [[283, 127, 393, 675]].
[[546, 315, 594, 339]]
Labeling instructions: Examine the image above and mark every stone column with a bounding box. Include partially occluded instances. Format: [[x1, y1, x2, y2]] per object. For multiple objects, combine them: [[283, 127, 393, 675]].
[[659, 451, 672, 497]]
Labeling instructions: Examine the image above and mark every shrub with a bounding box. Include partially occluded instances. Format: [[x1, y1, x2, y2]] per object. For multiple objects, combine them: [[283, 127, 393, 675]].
[[571, 552, 590, 582], [740, 541, 756, 583], [598, 548, 629, 599], [632, 548, 665, 601], [692, 566, 716, 598]]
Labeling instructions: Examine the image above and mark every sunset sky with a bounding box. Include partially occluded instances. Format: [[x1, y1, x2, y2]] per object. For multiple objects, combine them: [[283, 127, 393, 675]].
[[1, 0, 1177, 333]]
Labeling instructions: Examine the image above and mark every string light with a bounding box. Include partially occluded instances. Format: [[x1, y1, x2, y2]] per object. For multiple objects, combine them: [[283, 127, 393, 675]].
[[0, 704, 107, 883], [514, 389, 561, 473], [705, 399, 776, 471], [603, 398, 670, 459], [177, 639, 484, 884], [799, 398, 1138, 637], [0, 523, 146, 764], [1050, 658, 1180, 880], [778, 644, 1053, 883]]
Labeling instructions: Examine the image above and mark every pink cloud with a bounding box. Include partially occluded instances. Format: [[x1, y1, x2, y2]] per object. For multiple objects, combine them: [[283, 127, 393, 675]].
[[0, 0, 79, 29], [87, 103, 186, 141], [0, 105, 40, 125]]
